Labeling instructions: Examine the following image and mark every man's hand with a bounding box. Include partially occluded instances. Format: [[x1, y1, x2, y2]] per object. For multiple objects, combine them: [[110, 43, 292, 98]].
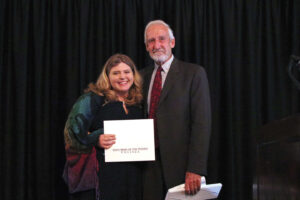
[[185, 172, 201, 195], [98, 134, 116, 149]]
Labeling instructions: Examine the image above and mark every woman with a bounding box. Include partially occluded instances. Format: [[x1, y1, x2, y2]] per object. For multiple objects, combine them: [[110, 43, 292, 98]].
[[63, 54, 143, 200]]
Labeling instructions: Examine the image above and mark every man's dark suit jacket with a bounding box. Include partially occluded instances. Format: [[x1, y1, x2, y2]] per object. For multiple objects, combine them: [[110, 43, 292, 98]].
[[141, 58, 211, 189]]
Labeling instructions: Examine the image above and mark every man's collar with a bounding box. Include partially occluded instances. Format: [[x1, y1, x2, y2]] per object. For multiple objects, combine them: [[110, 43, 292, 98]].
[[155, 55, 174, 72]]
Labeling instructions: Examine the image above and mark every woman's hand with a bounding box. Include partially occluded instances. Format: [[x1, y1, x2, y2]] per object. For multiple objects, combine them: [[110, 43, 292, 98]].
[[98, 134, 116, 149]]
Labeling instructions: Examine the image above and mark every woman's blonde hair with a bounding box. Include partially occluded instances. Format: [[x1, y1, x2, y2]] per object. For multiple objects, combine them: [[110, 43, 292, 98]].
[[85, 54, 143, 105]]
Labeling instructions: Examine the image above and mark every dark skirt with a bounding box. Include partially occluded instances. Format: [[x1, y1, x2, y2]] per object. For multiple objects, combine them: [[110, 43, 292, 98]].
[[68, 189, 95, 200], [97, 149, 142, 200]]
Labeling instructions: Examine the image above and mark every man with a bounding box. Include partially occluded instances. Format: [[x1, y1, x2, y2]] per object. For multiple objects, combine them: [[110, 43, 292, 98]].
[[141, 20, 211, 200]]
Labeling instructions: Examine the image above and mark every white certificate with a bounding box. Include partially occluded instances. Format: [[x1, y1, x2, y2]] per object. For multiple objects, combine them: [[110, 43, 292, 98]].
[[104, 119, 155, 162]]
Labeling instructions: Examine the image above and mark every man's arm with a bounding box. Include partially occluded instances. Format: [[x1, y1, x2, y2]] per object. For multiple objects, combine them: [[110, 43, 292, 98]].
[[186, 66, 211, 194]]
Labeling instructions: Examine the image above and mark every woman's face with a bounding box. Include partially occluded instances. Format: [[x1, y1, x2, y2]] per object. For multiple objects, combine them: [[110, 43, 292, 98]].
[[108, 62, 134, 97]]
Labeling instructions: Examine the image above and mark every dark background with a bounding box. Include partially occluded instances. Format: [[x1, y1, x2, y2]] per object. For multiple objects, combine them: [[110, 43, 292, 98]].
[[1, 0, 300, 199]]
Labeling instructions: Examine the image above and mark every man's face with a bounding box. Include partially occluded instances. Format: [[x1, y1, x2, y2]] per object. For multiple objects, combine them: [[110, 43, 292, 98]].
[[145, 24, 175, 64]]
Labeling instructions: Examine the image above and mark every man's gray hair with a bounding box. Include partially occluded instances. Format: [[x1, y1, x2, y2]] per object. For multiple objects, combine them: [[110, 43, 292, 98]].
[[144, 20, 175, 44]]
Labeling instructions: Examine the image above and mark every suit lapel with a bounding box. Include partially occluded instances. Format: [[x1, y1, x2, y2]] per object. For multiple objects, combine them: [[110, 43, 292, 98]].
[[143, 66, 154, 111], [159, 59, 180, 105]]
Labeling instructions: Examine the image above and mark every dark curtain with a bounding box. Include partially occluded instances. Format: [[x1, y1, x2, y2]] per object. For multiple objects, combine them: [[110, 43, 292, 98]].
[[1, 0, 299, 199]]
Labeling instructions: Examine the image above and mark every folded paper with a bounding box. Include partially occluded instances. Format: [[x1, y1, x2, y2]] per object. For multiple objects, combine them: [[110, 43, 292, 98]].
[[165, 177, 222, 200]]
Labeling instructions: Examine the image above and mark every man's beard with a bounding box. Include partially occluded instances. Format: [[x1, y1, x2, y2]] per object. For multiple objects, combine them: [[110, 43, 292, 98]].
[[150, 50, 170, 64]]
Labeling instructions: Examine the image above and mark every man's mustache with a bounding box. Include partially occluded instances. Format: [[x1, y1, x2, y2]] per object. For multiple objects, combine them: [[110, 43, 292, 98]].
[[152, 49, 165, 53]]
